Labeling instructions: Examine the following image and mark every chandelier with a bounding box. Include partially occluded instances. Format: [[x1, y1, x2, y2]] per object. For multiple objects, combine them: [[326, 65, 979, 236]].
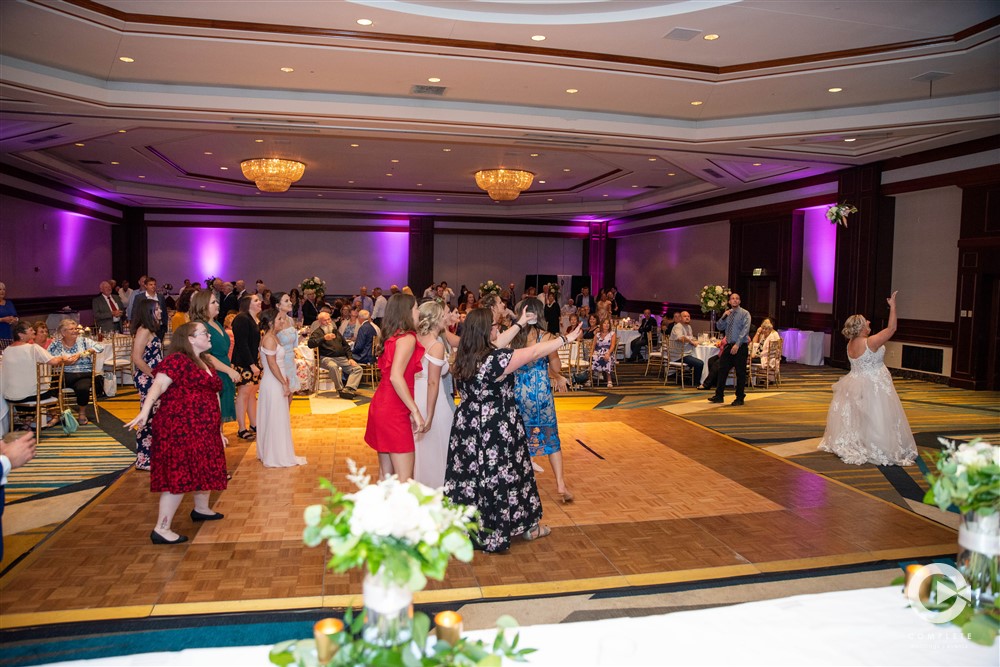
[[474, 168, 534, 201], [240, 158, 306, 192]]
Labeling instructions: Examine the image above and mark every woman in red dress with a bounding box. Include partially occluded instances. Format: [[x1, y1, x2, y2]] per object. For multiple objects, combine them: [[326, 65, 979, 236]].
[[364, 293, 425, 481], [126, 321, 227, 544]]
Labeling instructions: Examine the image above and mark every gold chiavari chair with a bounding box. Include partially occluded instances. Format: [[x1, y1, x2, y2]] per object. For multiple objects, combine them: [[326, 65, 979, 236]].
[[9, 362, 64, 441]]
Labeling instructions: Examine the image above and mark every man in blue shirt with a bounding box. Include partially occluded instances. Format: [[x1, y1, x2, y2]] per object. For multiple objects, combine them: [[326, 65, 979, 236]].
[[708, 292, 751, 406]]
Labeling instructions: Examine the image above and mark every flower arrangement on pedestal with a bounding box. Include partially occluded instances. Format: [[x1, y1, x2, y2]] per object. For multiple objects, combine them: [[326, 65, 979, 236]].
[[826, 202, 858, 228], [299, 275, 326, 299], [545, 282, 560, 298], [479, 279, 501, 297]]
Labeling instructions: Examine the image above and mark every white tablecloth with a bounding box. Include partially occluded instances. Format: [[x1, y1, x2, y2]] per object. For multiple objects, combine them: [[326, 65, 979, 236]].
[[691, 344, 720, 384], [615, 329, 641, 359], [41, 587, 996, 666], [780, 329, 825, 366]]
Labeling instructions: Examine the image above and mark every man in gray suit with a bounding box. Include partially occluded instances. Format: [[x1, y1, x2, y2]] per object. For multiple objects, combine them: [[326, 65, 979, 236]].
[[92, 280, 124, 333]]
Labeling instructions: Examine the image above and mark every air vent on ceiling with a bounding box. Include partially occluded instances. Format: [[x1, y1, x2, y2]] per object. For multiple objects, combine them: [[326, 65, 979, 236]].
[[24, 133, 64, 145], [411, 85, 446, 96], [702, 168, 725, 179], [664, 27, 701, 41], [911, 71, 951, 82]]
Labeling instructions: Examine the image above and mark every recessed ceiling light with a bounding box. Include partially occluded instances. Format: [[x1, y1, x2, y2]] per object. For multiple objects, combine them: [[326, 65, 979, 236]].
[[547, 198, 553, 202], [199, 185, 206, 189], [138, 175, 145, 178], [74, 143, 85, 147], [254, 139, 264, 143], [111, 161, 120, 165], [538, 180, 546, 184], [603, 194, 609, 197], [667, 172, 676, 176], [428, 77, 441, 83], [531, 35, 546, 41], [828, 87, 843, 93], [391, 159, 399, 163], [204, 151, 213, 155], [442, 148, 451, 152], [255, 192, 261, 195], [385, 173, 392, 176], [631, 185, 639, 188], [566, 88, 579, 94], [280, 67, 294, 73], [350, 144, 359, 147], [563, 168, 571, 172], [844, 138, 857, 142], [348, 180, 355, 184], [530, 153, 539, 157], [690, 100, 703, 106], [417, 183, 423, 186], [648, 157, 657, 161], [703, 34, 720, 40], [220, 166, 228, 170], [118, 56, 134, 63], [752, 162, 762, 166], [317, 194, 323, 197], [357, 18, 373, 26], [117, 129, 127, 133], [436, 198, 442, 201]]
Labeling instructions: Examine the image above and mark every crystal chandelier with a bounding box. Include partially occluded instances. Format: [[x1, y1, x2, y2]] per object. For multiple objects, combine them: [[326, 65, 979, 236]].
[[474, 169, 534, 201], [240, 158, 306, 192]]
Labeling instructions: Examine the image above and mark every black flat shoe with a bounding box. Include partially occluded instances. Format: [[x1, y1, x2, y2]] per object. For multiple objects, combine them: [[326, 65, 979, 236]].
[[707, 396, 723, 403], [191, 509, 225, 521], [150, 530, 188, 545], [238, 429, 255, 440], [728, 399, 745, 406]]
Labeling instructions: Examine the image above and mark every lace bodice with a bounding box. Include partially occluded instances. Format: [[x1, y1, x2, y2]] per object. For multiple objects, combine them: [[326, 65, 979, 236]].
[[276, 326, 297, 352]]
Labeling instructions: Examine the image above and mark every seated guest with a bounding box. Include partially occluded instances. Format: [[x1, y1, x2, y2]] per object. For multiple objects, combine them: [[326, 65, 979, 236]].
[[339, 306, 361, 342], [591, 318, 617, 388], [669, 311, 704, 384], [458, 291, 477, 314], [92, 280, 124, 334], [308, 312, 362, 399], [301, 288, 320, 327], [565, 313, 581, 335], [751, 317, 781, 368], [628, 309, 659, 362], [352, 309, 378, 365], [32, 321, 52, 349], [48, 318, 105, 425], [582, 313, 599, 340], [1, 322, 67, 427]]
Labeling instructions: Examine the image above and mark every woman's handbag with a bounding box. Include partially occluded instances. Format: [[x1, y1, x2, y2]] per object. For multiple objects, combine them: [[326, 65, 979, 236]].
[[61, 409, 79, 435]]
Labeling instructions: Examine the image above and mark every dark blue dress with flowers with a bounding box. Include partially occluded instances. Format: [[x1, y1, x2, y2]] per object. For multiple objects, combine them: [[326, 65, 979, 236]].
[[133, 334, 162, 471], [514, 334, 561, 457]]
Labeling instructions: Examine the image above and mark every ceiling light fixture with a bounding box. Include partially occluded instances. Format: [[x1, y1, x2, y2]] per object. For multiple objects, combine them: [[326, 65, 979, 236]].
[[828, 87, 843, 93], [844, 138, 857, 142], [280, 67, 294, 73], [428, 77, 441, 83], [118, 130, 127, 134], [118, 56, 134, 63], [566, 88, 579, 94], [703, 34, 720, 40], [690, 100, 703, 106], [752, 162, 762, 166], [111, 161, 119, 165], [531, 35, 546, 41], [474, 168, 534, 201], [74, 143, 85, 147], [240, 158, 306, 192], [357, 19, 373, 26]]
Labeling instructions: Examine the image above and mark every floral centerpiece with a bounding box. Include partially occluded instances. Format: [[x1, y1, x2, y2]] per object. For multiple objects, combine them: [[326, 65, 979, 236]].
[[300, 275, 327, 299], [545, 282, 560, 297], [924, 437, 1000, 610], [304, 461, 478, 646], [479, 279, 501, 297], [826, 202, 858, 228], [699, 284, 731, 315]]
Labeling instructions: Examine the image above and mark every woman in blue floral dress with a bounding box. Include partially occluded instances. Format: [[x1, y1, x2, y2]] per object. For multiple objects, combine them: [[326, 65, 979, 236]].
[[130, 300, 163, 470], [444, 308, 582, 552], [511, 299, 574, 503]]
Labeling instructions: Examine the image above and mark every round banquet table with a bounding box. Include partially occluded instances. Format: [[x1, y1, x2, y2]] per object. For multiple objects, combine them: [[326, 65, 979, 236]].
[[691, 344, 720, 384]]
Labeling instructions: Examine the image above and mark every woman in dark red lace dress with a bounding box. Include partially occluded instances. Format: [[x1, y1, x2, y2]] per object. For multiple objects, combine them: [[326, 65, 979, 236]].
[[364, 293, 425, 481], [126, 321, 227, 545]]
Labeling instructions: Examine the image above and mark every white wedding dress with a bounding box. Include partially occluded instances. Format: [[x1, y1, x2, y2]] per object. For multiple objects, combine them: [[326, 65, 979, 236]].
[[256, 346, 307, 468], [818, 345, 916, 466], [413, 341, 455, 489]]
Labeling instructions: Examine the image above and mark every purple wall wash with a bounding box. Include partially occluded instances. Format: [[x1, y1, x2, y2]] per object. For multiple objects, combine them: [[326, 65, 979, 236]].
[[801, 205, 837, 312]]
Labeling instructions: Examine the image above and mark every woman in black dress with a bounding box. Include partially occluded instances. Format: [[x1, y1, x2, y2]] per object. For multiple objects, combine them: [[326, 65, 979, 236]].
[[444, 308, 582, 552], [231, 294, 262, 440]]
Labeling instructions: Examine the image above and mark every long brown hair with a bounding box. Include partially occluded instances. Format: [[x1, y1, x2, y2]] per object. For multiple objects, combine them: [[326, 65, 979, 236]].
[[452, 308, 496, 382], [167, 321, 212, 369], [377, 293, 417, 356], [188, 289, 214, 323], [511, 298, 545, 349]]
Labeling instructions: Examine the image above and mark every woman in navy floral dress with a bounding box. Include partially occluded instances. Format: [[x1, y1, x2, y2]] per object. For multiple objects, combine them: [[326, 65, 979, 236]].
[[130, 300, 163, 471], [444, 308, 582, 552], [126, 321, 227, 545]]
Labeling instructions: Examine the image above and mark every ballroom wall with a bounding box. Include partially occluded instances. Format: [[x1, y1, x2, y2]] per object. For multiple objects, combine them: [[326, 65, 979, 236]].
[[0, 193, 112, 299], [614, 220, 730, 304]]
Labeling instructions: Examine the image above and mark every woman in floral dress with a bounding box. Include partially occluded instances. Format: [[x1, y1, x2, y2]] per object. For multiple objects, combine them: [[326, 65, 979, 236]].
[[444, 308, 582, 552], [130, 300, 163, 471], [591, 318, 617, 387]]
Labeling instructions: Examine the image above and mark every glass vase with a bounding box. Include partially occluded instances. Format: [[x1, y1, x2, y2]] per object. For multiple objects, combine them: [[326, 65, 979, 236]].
[[709, 310, 717, 338], [956, 510, 999, 609], [362, 570, 413, 647]]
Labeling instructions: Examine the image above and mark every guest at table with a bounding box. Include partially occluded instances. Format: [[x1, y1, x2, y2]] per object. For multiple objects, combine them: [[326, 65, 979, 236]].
[[591, 318, 617, 388], [446, 307, 582, 552], [231, 294, 262, 440], [371, 287, 387, 328], [1, 322, 66, 427], [352, 310, 378, 365], [818, 291, 916, 466], [339, 305, 360, 342], [92, 280, 124, 334], [130, 300, 164, 471], [170, 288, 192, 333], [708, 293, 750, 406], [458, 291, 478, 314], [582, 313, 599, 340], [751, 317, 781, 368], [627, 309, 659, 363], [125, 321, 227, 545], [565, 313, 581, 335], [0, 282, 18, 340], [31, 321, 52, 349], [48, 319, 104, 425], [117, 280, 134, 311], [190, 290, 240, 425], [309, 312, 362, 399], [288, 288, 302, 321], [218, 282, 239, 324], [301, 288, 320, 327], [669, 311, 704, 383], [610, 286, 627, 318]]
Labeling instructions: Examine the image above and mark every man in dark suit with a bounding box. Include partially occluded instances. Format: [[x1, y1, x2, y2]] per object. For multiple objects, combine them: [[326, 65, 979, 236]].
[[218, 282, 239, 324], [575, 286, 596, 312], [92, 280, 124, 333], [610, 286, 627, 317], [352, 310, 378, 365], [628, 309, 659, 362]]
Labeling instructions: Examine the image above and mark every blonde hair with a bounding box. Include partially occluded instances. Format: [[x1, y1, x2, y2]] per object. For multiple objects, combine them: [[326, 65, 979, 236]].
[[841, 314, 866, 340], [417, 300, 445, 336]]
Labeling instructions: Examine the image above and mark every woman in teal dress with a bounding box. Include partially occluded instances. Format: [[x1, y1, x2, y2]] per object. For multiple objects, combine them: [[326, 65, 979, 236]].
[[189, 290, 240, 422], [511, 298, 575, 503]]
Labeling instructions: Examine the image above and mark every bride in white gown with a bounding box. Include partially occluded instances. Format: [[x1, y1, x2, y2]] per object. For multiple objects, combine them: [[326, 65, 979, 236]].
[[818, 291, 916, 466], [257, 311, 307, 468]]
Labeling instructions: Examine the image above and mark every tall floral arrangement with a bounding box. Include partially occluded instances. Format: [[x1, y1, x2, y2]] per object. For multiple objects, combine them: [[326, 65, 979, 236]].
[[303, 460, 478, 591], [826, 202, 858, 228], [699, 284, 732, 315], [479, 279, 501, 297], [545, 282, 560, 297], [299, 275, 326, 299]]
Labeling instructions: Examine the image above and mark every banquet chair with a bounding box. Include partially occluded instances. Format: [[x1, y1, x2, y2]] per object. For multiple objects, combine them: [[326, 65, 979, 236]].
[[644, 331, 664, 378], [665, 339, 695, 388], [556, 341, 580, 390], [0, 338, 13, 353], [105, 333, 134, 386], [9, 362, 64, 441], [312, 347, 332, 394], [751, 337, 783, 389], [358, 339, 380, 389], [61, 357, 102, 424]]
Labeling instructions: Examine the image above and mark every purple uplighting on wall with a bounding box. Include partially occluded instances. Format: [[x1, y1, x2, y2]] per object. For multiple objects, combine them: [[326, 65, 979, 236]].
[[372, 229, 409, 278], [196, 228, 229, 280], [803, 205, 836, 305], [57, 211, 86, 286]]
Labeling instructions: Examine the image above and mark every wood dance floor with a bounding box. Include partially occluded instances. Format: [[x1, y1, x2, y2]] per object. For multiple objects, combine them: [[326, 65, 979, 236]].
[[0, 405, 956, 629]]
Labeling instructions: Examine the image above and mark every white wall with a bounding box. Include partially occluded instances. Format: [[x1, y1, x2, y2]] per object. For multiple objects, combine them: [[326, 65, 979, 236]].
[[432, 234, 583, 296], [147, 226, 410, 294], [890, 187, 962, 322], [614, 220, 730, 303]]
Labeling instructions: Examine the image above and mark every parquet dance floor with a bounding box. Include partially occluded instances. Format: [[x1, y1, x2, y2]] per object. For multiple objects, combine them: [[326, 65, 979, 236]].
[[0, 400, 957, 630]]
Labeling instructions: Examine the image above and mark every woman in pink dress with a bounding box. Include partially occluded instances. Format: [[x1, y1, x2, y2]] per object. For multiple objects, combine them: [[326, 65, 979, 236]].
[[364, 293, 425, 481]]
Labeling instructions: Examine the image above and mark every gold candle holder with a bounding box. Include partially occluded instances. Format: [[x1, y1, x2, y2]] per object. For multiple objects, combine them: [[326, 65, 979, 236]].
[[313, 617, 344, 664], [434, 610, 463, 646]]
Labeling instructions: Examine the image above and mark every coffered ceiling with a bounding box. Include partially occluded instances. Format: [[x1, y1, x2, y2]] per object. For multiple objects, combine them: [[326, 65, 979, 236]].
[[1, 0, 997, 221]]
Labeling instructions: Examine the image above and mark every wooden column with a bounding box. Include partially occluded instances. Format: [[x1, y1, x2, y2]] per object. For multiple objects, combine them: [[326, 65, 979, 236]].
[[111, 207, 147, 284], [584, 220, 615, 291], [829, 165, 895, 368], [408, 216, 435, 293]]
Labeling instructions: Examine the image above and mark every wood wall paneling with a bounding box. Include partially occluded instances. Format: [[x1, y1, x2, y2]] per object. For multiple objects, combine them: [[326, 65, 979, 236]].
[[408, 216, 435, 293]]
